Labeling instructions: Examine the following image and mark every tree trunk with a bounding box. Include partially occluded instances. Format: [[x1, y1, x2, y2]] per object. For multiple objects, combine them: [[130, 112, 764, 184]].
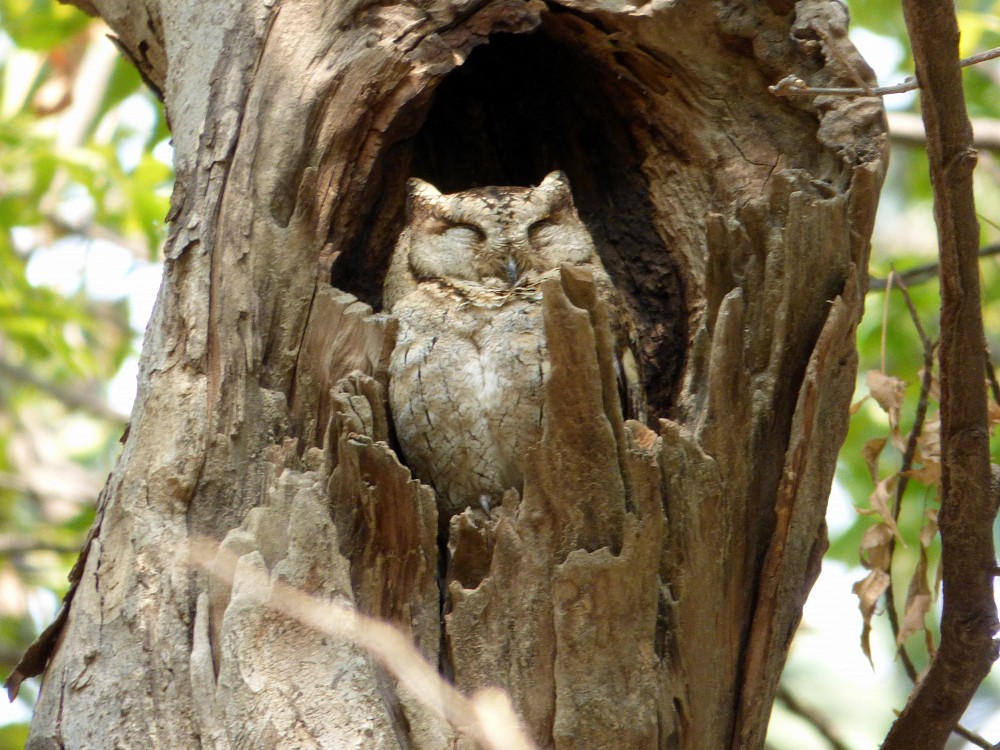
[[25, 1, 886, 748]]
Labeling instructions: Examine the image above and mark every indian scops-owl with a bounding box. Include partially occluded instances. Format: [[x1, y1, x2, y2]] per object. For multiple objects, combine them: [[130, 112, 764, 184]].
[[383, 171, 644, 523]]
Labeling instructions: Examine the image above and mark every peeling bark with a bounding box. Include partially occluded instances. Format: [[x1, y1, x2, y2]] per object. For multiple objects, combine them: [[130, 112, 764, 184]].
[[25, 2, 886, 749]]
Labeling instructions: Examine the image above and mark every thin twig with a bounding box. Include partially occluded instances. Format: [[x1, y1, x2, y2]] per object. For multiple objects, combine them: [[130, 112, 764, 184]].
[[881, 2, 1000, 748], [190, 539, 539, 750], [953, 723, 998, 750], [0, 357, 128, 424], [888, 112, 1000, 153], [0, 534, 82, 556], [776, 687, 853, 750], [868, 244, 1000, 292], [893, 272, 933, 354], [39, 210, 155, 263], [882, 275, 934, 684], [770, 45, 1000, 99], [962, 46, 1000, 68], [880, 271, 894, 372], [882, 270, 997, 750]]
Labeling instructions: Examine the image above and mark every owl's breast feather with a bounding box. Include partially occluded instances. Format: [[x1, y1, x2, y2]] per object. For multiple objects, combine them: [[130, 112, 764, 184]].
[[387, 288, 548, 517]]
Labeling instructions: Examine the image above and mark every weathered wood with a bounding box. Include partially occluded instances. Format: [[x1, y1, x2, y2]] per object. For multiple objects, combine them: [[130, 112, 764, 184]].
[[191, 371, 445, 750], [27, 1, 887, 749], [446, 269, 667, 749]]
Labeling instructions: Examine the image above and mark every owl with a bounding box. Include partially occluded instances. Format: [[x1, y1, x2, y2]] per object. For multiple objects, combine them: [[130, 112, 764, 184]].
[[383, 171, 644, 524]]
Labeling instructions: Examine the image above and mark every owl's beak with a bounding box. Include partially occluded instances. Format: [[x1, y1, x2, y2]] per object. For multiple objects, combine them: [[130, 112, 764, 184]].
[[505, 257, 520, 287]]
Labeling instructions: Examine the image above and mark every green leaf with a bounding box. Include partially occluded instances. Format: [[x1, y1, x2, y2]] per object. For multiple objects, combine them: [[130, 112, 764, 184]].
[[0, 0, 89, 51]]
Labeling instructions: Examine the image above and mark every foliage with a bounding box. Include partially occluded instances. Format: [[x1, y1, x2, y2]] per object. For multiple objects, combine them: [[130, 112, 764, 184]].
[[0, 3, 169, 743], [796, 1, 1000, 746]]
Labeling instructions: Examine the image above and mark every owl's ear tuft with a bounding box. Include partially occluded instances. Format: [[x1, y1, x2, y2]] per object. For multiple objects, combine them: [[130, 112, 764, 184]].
[[407, 178, 442, 200], [406, 178, 442, 216], [538, 171, 574, 209]]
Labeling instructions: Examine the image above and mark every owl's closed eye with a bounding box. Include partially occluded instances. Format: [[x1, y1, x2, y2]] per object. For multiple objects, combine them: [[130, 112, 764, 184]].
[[442, 224, 485, 246], [407, 221, 484, 283], [383, 171, 647, 525], [397, 171, 601, 291], [527, 216, 593, 267]]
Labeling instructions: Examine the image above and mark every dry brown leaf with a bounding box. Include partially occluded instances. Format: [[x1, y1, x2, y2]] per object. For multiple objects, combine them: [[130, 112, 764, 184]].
[[987, 396, 1000, 427], [859, 522, 894, 571], [862, 437, 888, 484], [898, 592, 932, 647], [923, 508, 943, 600], [902, 463, 941, 486], [853, 569, 890, 664], [850, 395, 869, 415], [919, 509, 939, 549], [853, 569, 889, 613], [867, 370, 907, 413], [926, 369, 940, 402], [917, 413, 941, 463], [857, 476, 903, 540], [897, 546, 933, 646]]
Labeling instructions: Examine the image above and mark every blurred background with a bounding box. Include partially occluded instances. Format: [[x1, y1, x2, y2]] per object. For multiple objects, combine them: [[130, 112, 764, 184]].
[[0, 1, 998, 748]]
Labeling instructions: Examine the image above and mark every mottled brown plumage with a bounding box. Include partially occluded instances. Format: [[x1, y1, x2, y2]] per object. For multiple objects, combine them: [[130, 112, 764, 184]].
[[384, 172, 644, 522]]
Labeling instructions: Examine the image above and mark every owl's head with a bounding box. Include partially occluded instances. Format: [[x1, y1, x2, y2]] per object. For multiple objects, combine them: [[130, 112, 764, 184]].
[[385, 172, 602, 307]]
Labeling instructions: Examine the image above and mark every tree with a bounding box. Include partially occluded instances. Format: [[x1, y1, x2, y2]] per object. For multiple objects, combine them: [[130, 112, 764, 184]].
[[4, 1, 995, 749], [0, 5, 168, 747]]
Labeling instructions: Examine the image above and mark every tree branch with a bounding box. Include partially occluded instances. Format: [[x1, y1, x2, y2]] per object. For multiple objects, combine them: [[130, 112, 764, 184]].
[[888, 113, 1000, 153], [0, 358, 128, 425], [190, 539, 540, 750], [881, 3, 1000, 749], [881, 274, 933, 685], [868, 244, 1000, 291], [877, 280, 996, 750], [0, 534, 82, 556], [40, 209, 154, 263], [769, 46, 1000, 99], [776, 687, 853, 750], [952, 724, 998, 750]]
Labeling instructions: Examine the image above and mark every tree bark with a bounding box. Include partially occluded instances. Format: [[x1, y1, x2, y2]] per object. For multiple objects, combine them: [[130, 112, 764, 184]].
[[25, 2, 886, 749], [880, 2, 1000, 747]]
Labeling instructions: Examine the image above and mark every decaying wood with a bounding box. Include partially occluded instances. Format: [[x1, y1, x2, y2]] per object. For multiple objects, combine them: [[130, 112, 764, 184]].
[[447, 267, 667, 749], [193, 368, 445, 750], [25, 1, 887, 749]]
